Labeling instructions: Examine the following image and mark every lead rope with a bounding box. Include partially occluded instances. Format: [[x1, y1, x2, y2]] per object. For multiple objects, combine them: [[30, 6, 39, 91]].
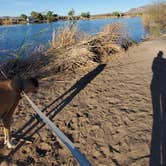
[[23, 91, 92, 166], [0, 67, 92, 166]]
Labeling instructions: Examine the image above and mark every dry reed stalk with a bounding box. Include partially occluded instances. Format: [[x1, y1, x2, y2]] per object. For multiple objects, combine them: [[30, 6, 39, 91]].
[[51, 25, 90, 50], [51, 26, 78, 49]]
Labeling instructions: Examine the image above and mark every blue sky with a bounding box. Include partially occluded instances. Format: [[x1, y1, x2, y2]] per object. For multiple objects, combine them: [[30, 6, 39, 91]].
[[0, 0, 153, 16]]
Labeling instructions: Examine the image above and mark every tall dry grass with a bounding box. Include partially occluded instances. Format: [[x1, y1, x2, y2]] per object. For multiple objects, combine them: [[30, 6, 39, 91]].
[[51, 23, 129, 52], [51, 25, 90, 50], [50, 23, 131, 64], [142, 1, 166, 36]]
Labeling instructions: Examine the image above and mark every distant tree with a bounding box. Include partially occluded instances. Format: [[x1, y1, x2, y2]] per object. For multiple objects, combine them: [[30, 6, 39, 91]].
[[68, 8, 75, 17], [31, 11, 39, 18], [53, 14, 58, 17], [46, 11, 53, 18], [112, 11, 121, 17], [81, 12, 90, 18], [38, 13, 44, 20], [20, 14, 28, 20], [46, 11, 54, 22], [31, 11, 44, 20], [43, 11, 58, 22]]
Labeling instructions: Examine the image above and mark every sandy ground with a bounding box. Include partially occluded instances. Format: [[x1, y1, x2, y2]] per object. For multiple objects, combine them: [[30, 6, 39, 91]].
[[0, 35, 166, 166]]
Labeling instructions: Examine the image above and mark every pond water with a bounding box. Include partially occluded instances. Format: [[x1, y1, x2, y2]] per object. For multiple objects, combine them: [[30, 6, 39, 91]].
[[0, 17, 147, 61]]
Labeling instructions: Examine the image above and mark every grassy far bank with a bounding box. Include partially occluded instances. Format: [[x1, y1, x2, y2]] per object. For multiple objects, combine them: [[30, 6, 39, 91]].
[[0, 9, 93, 25], [0, 8, 139, 26]]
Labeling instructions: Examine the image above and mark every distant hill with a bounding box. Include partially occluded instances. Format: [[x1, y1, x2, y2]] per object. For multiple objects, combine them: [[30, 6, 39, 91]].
[[126, 4, 152, 14], [91, 4, 152, 18]]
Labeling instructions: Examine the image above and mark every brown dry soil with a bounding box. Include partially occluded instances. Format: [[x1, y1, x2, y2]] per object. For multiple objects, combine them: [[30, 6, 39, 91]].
[[0, 35, 166, 166]]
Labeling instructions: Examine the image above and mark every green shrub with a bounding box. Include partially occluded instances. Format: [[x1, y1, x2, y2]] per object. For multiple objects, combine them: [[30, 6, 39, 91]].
[[112, 11, 120, 17], [81, 12, 90, 18]]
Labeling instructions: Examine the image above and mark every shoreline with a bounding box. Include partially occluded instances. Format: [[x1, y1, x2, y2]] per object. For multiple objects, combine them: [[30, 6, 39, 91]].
[[0, 15, 140, 26]]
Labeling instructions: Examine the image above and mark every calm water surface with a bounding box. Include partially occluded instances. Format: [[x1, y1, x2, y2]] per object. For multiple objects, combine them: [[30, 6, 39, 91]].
[[0, 17, 147, 61]]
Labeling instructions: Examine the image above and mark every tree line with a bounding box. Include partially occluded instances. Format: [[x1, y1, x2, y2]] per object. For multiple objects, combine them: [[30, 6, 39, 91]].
[[20, 9, 91, 22]]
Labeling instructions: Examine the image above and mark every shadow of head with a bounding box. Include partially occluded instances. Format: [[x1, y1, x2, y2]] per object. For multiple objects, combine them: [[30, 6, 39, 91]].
[[152, 51, 165, 75], [157, 50, 164, 58]]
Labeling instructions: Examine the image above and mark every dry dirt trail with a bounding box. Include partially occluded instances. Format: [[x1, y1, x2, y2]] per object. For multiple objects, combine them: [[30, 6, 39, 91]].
[[0, 36, 166, 166]]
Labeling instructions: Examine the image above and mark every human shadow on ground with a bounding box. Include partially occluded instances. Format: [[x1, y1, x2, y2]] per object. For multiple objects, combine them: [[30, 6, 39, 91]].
[[150, 51, 166, 166], [0, 64, 106, 161]]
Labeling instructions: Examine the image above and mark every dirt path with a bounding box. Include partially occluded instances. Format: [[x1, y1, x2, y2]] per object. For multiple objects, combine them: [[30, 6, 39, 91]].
[[0, 36, 166, 166]]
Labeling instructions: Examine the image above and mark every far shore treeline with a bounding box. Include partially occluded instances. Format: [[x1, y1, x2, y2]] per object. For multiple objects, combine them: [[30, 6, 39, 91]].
[[0, 9, 138, 26]]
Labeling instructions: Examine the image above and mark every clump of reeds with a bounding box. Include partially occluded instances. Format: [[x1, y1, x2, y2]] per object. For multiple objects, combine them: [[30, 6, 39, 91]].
[[88, 23, 131, 62], [51, 24, 90, 50]]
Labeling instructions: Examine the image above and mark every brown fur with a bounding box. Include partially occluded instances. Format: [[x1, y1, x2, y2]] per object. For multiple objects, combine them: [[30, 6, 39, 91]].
[[0, 78, 38, 148]]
